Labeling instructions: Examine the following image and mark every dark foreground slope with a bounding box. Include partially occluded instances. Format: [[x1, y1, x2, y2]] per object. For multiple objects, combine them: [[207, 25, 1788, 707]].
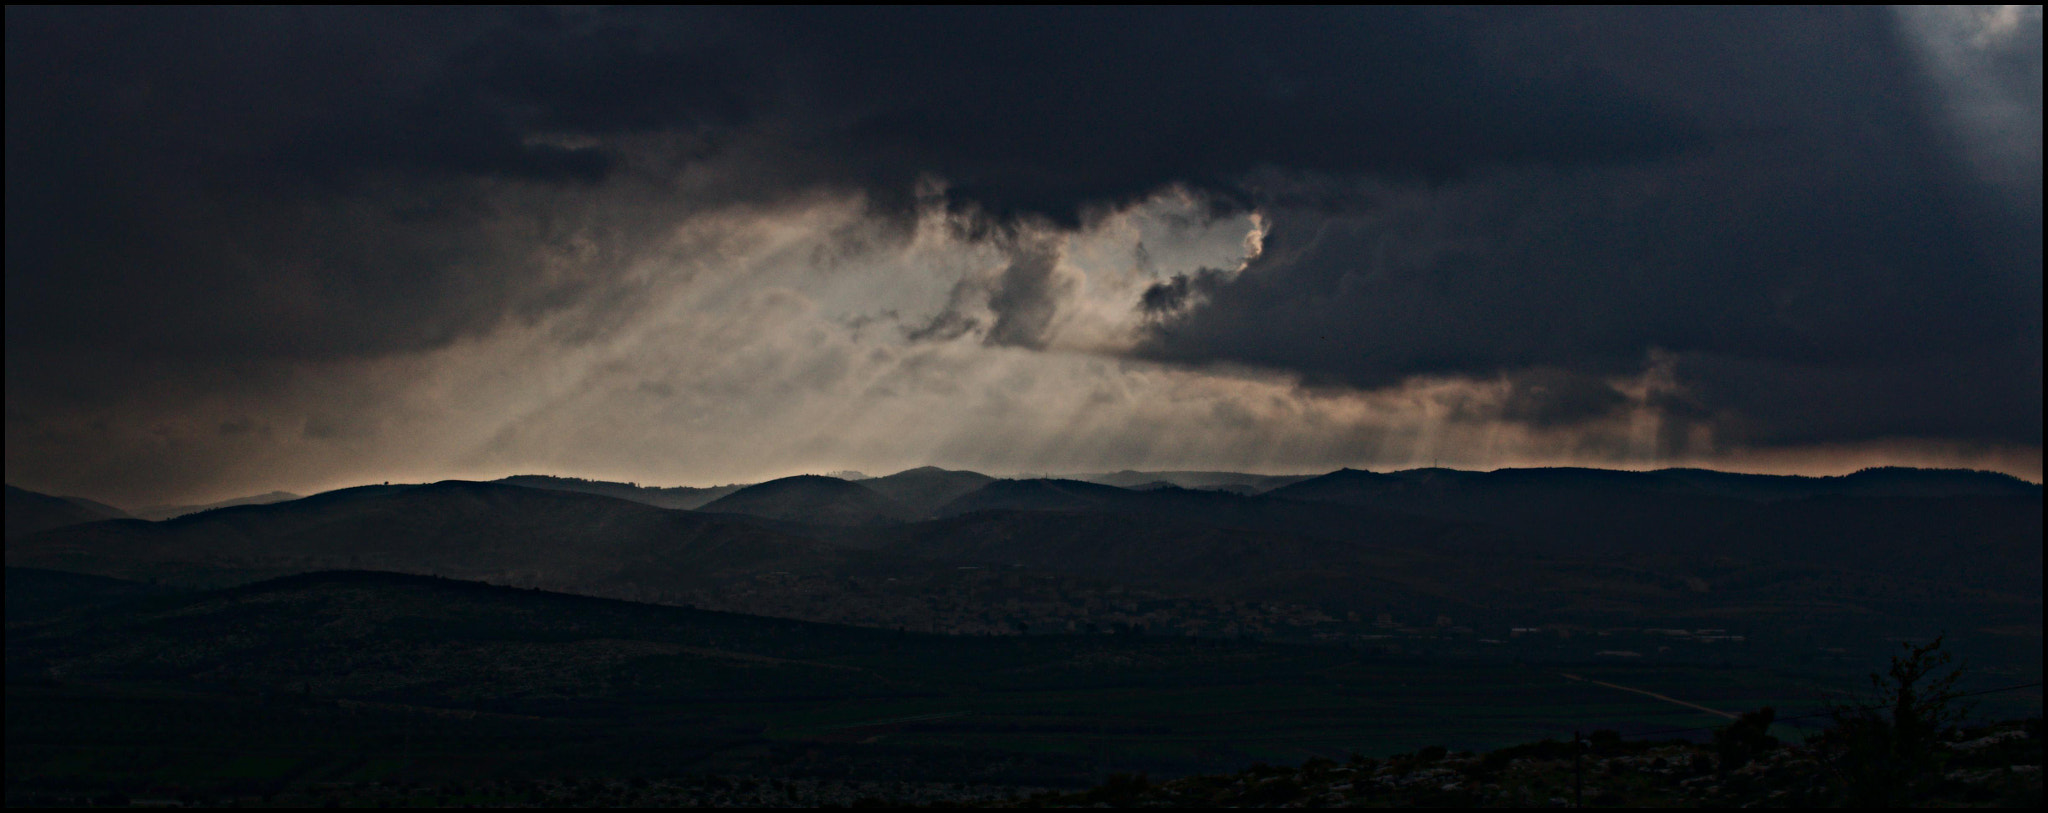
[[1265, 468, 2043, 592], [10, 570, 1395, 705], [1024, 717, 2044, 808], [4, 567, 182, 624], [914, 473, 2041, 617], [10, 571, 1951, 800]]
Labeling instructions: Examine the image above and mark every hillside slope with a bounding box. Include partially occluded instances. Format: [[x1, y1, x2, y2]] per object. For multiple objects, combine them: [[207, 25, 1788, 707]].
[[132, 490, 301, 521], [4, 485, 127, 539], [5, 481, 846, 602]]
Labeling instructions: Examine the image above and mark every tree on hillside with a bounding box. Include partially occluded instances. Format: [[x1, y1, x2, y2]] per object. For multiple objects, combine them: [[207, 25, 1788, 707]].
[[1821, 634, 1973, 806]]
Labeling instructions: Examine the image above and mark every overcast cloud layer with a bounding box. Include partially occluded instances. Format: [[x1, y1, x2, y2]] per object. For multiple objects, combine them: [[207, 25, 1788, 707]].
[[6, 7, 2040, 505]]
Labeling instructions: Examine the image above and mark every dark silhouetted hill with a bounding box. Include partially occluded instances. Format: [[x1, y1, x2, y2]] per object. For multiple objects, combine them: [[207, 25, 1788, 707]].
[[1274, 466, 2041, 508], [4, 484, 128, 538], [881, 509, 1345, 581], [911, 468, 2040, 617], [1083, 470, 1316, 492], [1652, 466, 2042, 501], [132, 490, 302, 521], [5, 481, 847, 602], [496, 474, 743, 510], [4, 569, 1372, 711], [698, 475, 912, 526], [932, 478, 1139, 515], [860, 467, 997, 517], [57, 495, 131, 519], [8, 466, 2037, 649], [932, 478, 1456, 547], [872, 508, 1484, 609], [1266, 467, 2043, 593]]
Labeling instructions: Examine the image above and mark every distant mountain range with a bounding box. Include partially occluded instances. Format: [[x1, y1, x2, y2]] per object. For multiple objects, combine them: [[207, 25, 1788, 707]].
[[8, 465, 2037, 642], [4, 481, 865, 604], [494, 474, 742, 510], [13, 464, 2030, 537], [485, 465, 2041, 521], [1079, 469, 1317, 493], [1271, 465, 2042, 504], [505, 467, 999, 521], [5, 485, 308, 535], [131, 490, 302, 521], [4, 484, 129, 538]]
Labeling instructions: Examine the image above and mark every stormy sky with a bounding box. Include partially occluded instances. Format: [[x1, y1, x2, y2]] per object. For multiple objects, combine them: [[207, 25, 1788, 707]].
[[6, 6, 2041, 506]]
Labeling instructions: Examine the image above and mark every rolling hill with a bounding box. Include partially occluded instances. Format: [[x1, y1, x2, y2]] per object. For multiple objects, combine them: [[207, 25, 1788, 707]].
[[1265, 467, 2043, 582], [131, 490, 302, 521], [4, 481, 850, 602], [1273, 465, 2043, 507], [859, 466, 998, 517], [697, 475, 912, 526], [1650, 466, 2043, 501], [932, 478, 1142, 515], [4, 485, 128, 539], [6, 466, 2037, 663]]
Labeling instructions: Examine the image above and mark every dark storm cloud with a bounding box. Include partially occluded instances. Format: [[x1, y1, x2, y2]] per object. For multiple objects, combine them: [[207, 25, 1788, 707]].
[[898, 237, 1071, 350], [1138, 268, 1230, 317], [750, 6, 1697, 226], [5, 6, 750, 373], [1135, 7, 2043, 447], [5, 6, 1693, 370], [4, 4, 2039, 487], [1491, 369, 1632, 429], [981, 239, 1070, 350]]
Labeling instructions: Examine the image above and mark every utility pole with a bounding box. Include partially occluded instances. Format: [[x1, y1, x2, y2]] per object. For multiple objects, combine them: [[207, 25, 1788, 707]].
[[1573, 729, 1584, 808]]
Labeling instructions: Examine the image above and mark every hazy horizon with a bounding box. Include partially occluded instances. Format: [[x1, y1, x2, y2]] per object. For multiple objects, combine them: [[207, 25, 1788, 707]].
[[16, 457, 2043, 514]]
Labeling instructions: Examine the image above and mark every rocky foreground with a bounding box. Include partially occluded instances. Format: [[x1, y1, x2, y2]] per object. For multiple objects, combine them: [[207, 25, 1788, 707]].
[[1005, 719, 2042, 808], [13, 720, 2034, 807]]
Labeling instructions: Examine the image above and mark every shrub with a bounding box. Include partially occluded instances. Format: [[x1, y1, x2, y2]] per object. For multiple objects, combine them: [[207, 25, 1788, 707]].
[[1821, 635, 1971, 805], [1713, 707, 1779, 773]]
